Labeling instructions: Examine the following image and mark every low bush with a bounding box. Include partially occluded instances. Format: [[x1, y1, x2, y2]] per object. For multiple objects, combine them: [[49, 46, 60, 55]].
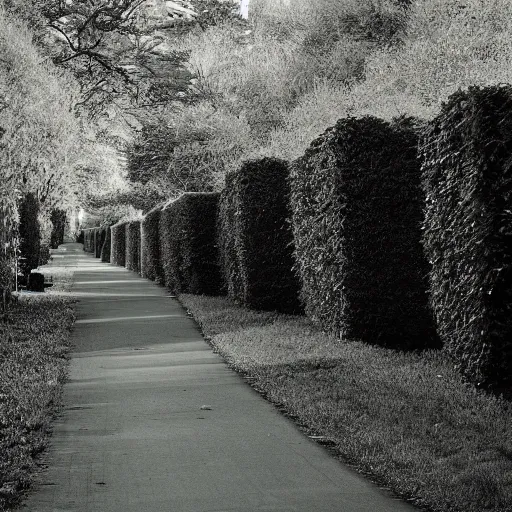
[[290, 116, 437, 348], [110, 222, 127, 267], [141, 205, 163, 282], [421, 85, 512, 391], [100, 226, 111, 263], [125, 220, 141, 274], [160, 193, 222, 295], [218, 158, 302, 313]]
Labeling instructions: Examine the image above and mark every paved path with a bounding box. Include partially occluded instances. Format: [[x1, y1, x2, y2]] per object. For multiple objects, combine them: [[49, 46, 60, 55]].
[[23, 243, 417, 512]]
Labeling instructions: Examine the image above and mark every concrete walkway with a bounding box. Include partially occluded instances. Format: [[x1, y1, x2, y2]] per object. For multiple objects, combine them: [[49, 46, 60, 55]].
[[23, 243, 417, 512]]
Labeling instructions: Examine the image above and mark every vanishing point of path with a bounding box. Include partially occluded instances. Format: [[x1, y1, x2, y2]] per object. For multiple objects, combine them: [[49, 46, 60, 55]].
[[23, 243, 417, 512]]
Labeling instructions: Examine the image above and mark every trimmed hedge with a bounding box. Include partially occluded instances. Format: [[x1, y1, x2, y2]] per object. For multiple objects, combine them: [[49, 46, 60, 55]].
[[96, 228, 105, 258], [125, 220, 141, 274], [111, 222, 127, 267], [421, 85, 512, 390], [50, 209, 66, 249], [160, 193, 222, 295], [290, 116, 437, 348], [218, 158, 302, 313], [100, 226, 111, 263], [83, 228, 94, 253], [141, 205, 163, 282]]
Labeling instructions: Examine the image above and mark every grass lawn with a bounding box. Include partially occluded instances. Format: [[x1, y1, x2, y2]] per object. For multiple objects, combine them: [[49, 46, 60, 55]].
[[0, 267, 75, 511], [180, 294, 512, 512]]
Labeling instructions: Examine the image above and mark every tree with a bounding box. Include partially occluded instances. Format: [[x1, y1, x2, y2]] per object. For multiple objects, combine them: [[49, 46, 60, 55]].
[[3, 1, 243, 117]]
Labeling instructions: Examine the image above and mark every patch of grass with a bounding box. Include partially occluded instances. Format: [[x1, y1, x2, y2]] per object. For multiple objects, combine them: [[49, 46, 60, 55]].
[[0, 295, 75, 511], [180, 293, 512, 512]]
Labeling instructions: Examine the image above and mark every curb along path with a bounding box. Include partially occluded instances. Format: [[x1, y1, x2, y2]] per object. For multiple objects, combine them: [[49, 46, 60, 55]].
[[23, 243, 417, 512]]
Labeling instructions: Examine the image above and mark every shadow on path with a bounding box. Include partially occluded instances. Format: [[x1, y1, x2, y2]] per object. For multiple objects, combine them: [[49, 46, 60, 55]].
[[22, 243, 418, 512]]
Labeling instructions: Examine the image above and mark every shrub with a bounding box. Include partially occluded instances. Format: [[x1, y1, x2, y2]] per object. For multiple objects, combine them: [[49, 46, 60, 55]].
[[125, 220, 141, 274], [18, 193, 40, 280], [421, 85, 512, 390], [110, 222, 127, 266], [218, 158, 302, 313], [100, 226, 111, 263], [50, 209, 66, 249], [141, 204, 164, 282], [290, 116, 437, 348], [160, 193, 222, 295]]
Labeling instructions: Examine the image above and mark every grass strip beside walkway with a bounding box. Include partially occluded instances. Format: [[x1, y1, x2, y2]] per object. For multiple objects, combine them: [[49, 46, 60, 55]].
[[0, 296, 75, 511], [180, 294, 512, 512]]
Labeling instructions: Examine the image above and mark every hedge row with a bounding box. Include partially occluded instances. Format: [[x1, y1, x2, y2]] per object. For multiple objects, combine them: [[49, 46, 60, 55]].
[[100, 226, 111, 263], [110, 222, 127, 267], [81, 227, 107, 258], [420, 85, 512, 390], [94, 85, 512, 391], [218, 158, 302, 314], [291, 116, 437, 349], [160, 193, 222, 295], [141, 205, 163, 282], [125, 220, 141, 274]]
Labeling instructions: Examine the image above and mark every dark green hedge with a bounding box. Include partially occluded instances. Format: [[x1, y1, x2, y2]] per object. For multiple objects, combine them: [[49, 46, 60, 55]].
[[291, 116, 436, 349], [18, 193, 40, 280], [421, 85, 512, 390], [218, 158, 302, 313], [50, 209, 66, 249], [141, 205, 163, 282], [125, 220, 141, 274], [160, 193, 222, 295], [100, 226, 112, 263], [111, 222, 127, 267]]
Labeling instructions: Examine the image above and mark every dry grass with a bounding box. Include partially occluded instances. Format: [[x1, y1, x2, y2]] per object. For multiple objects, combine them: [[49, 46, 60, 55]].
[[180, 293, 512, 512]]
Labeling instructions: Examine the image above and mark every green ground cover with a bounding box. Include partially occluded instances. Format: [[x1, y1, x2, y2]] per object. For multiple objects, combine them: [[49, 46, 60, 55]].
[[180, 293, 512, 512], [0, 291, 75, 511]]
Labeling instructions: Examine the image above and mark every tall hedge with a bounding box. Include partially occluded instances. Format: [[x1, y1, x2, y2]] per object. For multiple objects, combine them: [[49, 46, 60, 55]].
[[218, 158, 302, 313], [160, 193, 222, 295], [111, 222, 127, 267], [421, 85, 512, 390], [100, 226, 112, 263], [125, 220, 141, 274], [141, 205, 163, 282], [50, 209, 66, 249], [18, 193, 40, 280], [93, 228, 100, 257], [83, 228, 94, 253], [291, 116, 437, 349], [96, 228, 106, 259]]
